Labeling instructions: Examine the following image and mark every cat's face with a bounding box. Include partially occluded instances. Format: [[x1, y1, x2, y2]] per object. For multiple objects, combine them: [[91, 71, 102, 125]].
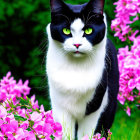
[[50, 0, 105, 57]]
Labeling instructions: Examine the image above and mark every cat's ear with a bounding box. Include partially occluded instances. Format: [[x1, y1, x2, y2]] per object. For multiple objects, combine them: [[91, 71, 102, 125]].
[[87, 0, 105, 14], [50, 0, 65, 13]]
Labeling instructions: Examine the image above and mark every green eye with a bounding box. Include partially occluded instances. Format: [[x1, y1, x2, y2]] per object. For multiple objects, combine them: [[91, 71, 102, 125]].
[[63, 28, 71, 35], [85, 28, 93, 35]]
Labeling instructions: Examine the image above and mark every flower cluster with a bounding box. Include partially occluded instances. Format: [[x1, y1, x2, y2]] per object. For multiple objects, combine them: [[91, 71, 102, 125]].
[[0, 72, 62, 140], [111, 0, 140, 41], [82, 130, 112, 140], [111, 0, 140, 116], [118, 41, 140, 115]]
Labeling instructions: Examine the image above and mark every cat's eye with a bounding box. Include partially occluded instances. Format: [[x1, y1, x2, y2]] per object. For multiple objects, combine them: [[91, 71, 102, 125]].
[[63, 28, 71, 35], [84, 28, 93, 35]]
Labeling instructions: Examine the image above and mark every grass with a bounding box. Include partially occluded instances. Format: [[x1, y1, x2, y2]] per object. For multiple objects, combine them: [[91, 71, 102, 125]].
[[111, 104, 140, 140], [36, 95, 140, 140]]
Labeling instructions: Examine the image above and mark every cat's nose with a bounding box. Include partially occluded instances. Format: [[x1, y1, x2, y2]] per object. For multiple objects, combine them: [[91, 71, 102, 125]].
[[74, 44, 82, 49]]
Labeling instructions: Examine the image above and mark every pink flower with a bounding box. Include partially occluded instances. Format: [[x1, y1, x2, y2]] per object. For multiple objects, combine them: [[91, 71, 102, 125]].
[[22, 80, 31, 96], [127, 96, 134, 101], [0, 106, 7, 118], [0, 132, 4, 140], [128, 79, 136, 90], [53, 122, 63, 137], [113, 0, 140, 114], [136, 77, 140, 90], [43, 123, 53, 135], [117, 94, 125, 105], [55, 136, 63, 140], [0, 89, 7, 103], [30, 111, 42, 122], [0, 120, 4, 126], [31, 95, 39, 109], [100, 138, 106, 140], [1, 123, 16, 135], [26, 131, 36, 140], [14, 128, 27, 139], [124, 58, 139, 69], [81, 135, 89, 140], [40, 104, 45, 112], [126, 107, 131, 116], [111, 0, 140, 42], [129, 30, 139, 41], [118, 46, 129, 56], [20, 120, 29, 130], [93, 133, 101, 139]]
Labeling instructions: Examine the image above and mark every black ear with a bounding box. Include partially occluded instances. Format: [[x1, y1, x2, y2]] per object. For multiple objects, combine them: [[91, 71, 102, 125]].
[[50, 0, 65, 12], [87, 0, 105, 14]]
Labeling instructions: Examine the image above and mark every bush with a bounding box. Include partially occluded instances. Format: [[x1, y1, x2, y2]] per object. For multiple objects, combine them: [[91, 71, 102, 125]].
[[111, 0, 140, 116], [0, 0, 50, 97]]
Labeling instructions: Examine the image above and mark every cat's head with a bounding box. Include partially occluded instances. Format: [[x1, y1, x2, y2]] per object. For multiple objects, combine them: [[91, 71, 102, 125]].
[[49, 0, 106, 57]]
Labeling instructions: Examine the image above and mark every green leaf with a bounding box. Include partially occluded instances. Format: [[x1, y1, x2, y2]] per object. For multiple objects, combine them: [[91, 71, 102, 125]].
[[35, 108, 41, 113], [29, 120, 35, 127], [7, 110, 13, 114], [19, 97, 30, 105], [26, 127, 32, 131], [50, 135, 55, 140], [20, 105, 28, 109], [14, 115, 27, 122], [36, 136, 40, 140]]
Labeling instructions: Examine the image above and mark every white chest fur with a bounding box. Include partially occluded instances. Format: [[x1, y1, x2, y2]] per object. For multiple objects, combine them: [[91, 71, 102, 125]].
[[46, 23, 107, 119]]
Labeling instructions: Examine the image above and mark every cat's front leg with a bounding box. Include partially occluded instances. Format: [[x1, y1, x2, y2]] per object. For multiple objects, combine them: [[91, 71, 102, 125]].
[[52, 106, 76, 140]]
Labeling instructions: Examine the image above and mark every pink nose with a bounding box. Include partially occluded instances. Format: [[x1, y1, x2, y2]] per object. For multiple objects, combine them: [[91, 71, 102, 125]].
[[74, 44, 81, 48]]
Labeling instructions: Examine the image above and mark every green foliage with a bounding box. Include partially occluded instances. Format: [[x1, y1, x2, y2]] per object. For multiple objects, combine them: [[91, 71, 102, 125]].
[[50, 135, 55, 140], [130, 14, 140, 36], [14, 114, 27, 122], [0, 0, 50, 97], [111, 104, 140, 140]]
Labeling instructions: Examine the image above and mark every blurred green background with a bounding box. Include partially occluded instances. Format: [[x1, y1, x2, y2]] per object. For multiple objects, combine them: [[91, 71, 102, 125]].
[[0, 0, 139, 139]]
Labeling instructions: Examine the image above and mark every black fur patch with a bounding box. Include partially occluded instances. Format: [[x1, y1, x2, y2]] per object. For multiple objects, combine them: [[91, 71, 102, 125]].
[[85, 39, 119, 137], [75, 122, 78, 140], [85, 69, 107, 115]]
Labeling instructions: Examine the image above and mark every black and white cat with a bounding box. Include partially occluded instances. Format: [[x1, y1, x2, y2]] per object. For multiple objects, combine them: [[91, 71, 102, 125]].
[[46, 0, 119, 139]]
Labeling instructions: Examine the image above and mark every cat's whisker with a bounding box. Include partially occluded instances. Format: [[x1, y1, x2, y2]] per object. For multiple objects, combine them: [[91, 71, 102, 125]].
[[86, 14, 96, 25], [59, 47, 67, 55], [82, 14, 86, 24], [56, 14, 71, 24], [41, 54, 47, 70], [86, 51, 95, 66], [105, 50, 112, 70], [86, 11, 92, 22], [85, 11, 93, 25], [40, 40, 48, 53]]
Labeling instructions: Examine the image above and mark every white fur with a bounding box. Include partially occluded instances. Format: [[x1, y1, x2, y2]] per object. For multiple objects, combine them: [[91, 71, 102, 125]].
[[46, 17, 108, 140], [78, 89, 108, 139]]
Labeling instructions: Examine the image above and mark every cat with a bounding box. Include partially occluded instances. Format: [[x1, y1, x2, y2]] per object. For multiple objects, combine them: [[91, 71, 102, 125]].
[[46, 0, 119, 139]]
